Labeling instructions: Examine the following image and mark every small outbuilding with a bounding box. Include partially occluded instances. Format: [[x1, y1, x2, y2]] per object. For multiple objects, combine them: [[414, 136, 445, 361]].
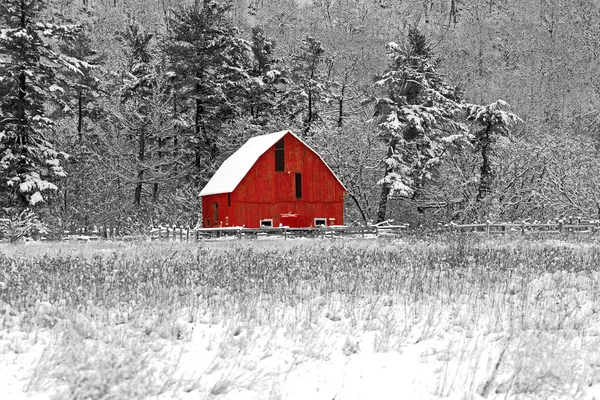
[[199, 130, 347, 228]]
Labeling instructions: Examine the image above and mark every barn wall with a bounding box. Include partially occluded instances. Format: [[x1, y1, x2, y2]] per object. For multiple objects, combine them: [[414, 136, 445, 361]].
[[230, 201, 344, 228]]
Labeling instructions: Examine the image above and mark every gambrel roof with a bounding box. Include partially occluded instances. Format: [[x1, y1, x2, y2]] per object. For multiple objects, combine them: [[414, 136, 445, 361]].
[[199, 130, 346, 197]]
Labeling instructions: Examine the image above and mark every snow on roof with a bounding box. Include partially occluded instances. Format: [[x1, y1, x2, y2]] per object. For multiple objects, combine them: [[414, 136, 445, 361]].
[[199, 130, 347, 197]]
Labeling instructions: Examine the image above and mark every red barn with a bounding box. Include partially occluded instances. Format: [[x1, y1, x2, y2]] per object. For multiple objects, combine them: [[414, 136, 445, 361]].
[[199, 130, 346, 228]]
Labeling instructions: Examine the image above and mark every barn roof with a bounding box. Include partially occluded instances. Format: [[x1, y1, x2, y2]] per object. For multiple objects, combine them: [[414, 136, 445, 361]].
[[199, 130, 347, 197]]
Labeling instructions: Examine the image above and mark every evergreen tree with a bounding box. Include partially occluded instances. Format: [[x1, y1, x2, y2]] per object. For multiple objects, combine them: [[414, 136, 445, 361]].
[[281, 36, 332, 134], [465, 100, 522, 202], [0, 0, 85, 208], [116, 21, 179, 207], [118, 21, 154, 207], [374, 27, 466, 222], [56, 23, 105, 141], [245, 26, 285, 124], [163, 0, 251, 175]]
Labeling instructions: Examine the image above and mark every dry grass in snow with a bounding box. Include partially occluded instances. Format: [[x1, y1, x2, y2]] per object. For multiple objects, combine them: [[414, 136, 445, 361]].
[[2, 235, 600, 399]]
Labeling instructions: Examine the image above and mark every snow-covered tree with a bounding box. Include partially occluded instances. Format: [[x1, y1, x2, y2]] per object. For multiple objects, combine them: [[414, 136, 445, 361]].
[[0, 0, 86, 208], [245, 26, 286, 124], [114, 20, 183, 207], [56, 23, 105, 141], [465, 100, 522, 201], [118, 21, 154, 207], [163, 0, 252, 173], [373, 27, 467, 222], [280, 36, 332, 134]]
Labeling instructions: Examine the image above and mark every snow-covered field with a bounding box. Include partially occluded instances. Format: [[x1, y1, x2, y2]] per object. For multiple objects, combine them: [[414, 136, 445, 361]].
[[2, 237, 600, 399]]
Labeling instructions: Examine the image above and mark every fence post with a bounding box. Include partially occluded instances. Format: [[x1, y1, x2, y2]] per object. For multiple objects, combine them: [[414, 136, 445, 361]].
[[558, 220, 563, 233], [186, 226, 190, 242], [568, 216, 572, 232], [112, 227, 117, 239], [179, 225, 183, 241], [486, 221, 490, 234], [520, 222, 525, 235], [284, 227, 287, 240]]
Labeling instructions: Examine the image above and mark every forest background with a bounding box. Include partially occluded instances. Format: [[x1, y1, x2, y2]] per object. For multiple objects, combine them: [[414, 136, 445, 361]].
[[1, 0, 598, 233]]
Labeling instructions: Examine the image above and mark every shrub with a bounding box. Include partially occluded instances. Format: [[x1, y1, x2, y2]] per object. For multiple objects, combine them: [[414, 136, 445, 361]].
[[0, 209, 48, 242]]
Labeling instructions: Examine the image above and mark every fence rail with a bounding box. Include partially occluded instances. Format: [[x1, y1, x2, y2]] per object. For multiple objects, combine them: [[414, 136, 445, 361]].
[[49, 224, 407, 241], [46, 219, 600, 241], [448, 221, 600, 234], [148, 225, 393, 240]]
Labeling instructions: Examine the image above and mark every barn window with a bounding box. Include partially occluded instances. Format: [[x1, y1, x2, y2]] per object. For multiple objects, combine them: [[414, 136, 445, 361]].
[[205, 218, 210, 227], [295, 173, 302, 199], [260, 219, 273, 228], [212, 202, 218, 226], [314, 218, 327, 227], [275, 138, 284, 171], [228, 193, 231, 207]]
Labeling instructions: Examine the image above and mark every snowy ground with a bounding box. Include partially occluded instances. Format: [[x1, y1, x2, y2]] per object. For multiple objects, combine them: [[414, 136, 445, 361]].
[[2, 238, 600, 399]]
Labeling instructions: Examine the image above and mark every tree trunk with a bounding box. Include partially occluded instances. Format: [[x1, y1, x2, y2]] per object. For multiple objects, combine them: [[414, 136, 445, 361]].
[[377, 178, 391, 223], [195, 84, 202, 168], [153, 136, 163, 202], [308, 90, 313, 124], [17, 70, 27, 146], [377, 141, 396, 223], [77, 89, 83, 140], [134, 126, 146, 206], [304, 89, 313, 135], [194, 80, 215, 167], [348, 192, 367, 225], [476, 125, 492, 202], [338, 83, 345, 128], [17, 6, 27, 147], [172, 93, 178, 173], [305, 65, 316, 135], [63, 189, 68, 213]]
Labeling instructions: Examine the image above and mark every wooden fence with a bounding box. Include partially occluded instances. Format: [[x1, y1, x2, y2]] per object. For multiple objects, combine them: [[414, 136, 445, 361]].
[[447, 220, 600, 234], [147, 225, 400, 241], [52, 219, 600, 241], [54, 224, 407, 241]]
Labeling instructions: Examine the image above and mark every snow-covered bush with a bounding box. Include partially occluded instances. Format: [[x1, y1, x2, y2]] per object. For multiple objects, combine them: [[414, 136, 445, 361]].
[[0, 208, 47, 242]]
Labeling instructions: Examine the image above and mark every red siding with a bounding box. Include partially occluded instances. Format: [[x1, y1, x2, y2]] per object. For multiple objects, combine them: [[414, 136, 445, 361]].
[[202, 133, 345, 228], [201, 193, 230, 227]]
